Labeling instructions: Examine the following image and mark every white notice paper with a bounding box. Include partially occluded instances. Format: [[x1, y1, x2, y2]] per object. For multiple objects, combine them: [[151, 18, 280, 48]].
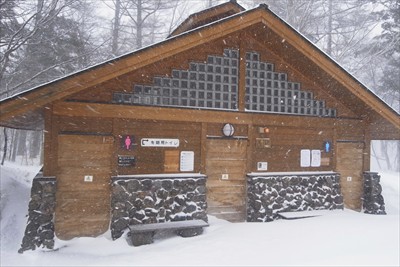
[[180, 151, 194, 172], [300, 149, 311, 167], [311, 150, 321, 167]]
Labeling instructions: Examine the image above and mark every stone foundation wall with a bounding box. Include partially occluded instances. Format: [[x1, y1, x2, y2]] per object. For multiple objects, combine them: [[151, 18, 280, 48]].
[[18, 174, 56, 253], [363, 172, 386, 215], [247, 172, 343, 222], [111, 175, 208, 239]]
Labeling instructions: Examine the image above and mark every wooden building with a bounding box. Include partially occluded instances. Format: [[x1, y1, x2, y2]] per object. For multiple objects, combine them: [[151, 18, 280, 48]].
[[1, 1, 399, 244]]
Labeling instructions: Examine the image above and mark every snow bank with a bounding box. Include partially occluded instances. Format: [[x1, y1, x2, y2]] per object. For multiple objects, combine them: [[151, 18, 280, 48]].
[[0, 162, 42, 253], [380, 171, 400, 215], [1, 163, 399, 266]]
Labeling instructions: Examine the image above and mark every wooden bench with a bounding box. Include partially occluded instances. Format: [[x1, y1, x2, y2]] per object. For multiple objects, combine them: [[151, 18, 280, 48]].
[[277, 209, 340, 220], [127, 219, 209, 246]]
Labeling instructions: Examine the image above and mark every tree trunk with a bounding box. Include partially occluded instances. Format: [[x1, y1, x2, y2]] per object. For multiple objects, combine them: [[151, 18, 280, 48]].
[[112, 0, 121, 56], [30, 130, 43, 163], [381, 140, 392, 171], [371, 141, 382, 170], [136, 0, 143, 49], [10, 129, 18, 162], [16, 130, 28, 164], [326, 0, 333, 55], [1, 128, 7, 165]]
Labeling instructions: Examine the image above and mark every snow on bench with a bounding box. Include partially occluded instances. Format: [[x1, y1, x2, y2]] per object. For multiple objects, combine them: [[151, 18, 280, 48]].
[[128, 219, 209, 246], [277, 209, 340, 220]]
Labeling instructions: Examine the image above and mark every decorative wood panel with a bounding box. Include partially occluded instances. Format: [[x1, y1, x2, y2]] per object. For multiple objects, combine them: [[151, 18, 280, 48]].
[[164, 150, 180, 172], [55, 134, 113, 240]]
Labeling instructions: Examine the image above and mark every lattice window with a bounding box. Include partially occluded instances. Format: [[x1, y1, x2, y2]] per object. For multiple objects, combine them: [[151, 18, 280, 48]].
[[113, 48, 239, 110], [245, 51, 336, 117], [112, 49, 336, 118]]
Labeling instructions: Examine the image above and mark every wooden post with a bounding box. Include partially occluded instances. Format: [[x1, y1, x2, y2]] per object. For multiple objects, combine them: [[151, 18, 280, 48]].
[[238, 34, 246, 112], [200, 122, 207, 174]]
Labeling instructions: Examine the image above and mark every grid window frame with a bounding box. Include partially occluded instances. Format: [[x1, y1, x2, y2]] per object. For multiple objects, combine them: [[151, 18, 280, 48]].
[[244, 51, 337, 118]]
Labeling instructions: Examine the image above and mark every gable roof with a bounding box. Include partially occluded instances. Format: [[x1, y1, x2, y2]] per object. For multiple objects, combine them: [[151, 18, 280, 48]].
[[0, 3, 399, 139]]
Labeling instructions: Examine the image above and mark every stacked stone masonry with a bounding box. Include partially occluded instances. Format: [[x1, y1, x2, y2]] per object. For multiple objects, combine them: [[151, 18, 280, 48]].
[[19, 174, 56, 253], [247, 172, 344, 222], [363, 172, 386, 215], [111, 175, 208, 240]]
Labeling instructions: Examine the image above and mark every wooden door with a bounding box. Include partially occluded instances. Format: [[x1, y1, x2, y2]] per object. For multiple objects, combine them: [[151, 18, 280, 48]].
[[336, 142, 364, 211], [55, 134, 114, 240], [206, 138, 248, 222]]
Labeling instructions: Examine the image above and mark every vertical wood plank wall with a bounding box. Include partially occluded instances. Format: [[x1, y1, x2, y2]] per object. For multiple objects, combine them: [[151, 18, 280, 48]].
[[336, 142, 364, 210], [55, 135, 113, 240], [206, 138, 248, 222]]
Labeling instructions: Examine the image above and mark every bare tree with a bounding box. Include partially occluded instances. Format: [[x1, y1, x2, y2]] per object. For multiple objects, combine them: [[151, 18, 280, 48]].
[[0, 0, 103, 99], [1, 0, 70, 96], [105, 0, 184, 54]]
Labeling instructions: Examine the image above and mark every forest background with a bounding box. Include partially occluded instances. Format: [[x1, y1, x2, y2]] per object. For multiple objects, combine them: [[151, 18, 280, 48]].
[[0, 0, 399, 171]]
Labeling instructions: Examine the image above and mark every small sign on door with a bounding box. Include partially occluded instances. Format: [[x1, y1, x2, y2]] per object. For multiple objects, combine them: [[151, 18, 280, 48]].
[[257, 162, 268, 171], [84, 175, 93, 182]]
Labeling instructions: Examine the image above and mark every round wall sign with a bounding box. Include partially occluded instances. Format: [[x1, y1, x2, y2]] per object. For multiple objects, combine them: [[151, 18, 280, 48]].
[[222, 123, 235, 137]]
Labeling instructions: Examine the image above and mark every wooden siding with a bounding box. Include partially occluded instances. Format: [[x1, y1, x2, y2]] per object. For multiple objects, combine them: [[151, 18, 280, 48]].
[[336, 142, 364, 211], [113, 119, 202, 175], [206, 138, 248, 222], [55, 134, 113, 240], [58, 116, 113, 135], [252, 125, 334, 172], [53, 102, 367, 174]]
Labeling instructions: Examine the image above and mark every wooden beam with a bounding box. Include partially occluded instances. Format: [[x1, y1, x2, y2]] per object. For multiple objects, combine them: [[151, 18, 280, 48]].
[[238, 33, 246, 112], [53, 101, 341, 129]]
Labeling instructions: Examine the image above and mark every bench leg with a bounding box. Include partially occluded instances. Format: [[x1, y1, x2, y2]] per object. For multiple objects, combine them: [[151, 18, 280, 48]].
[[130, 232, 154, 246], [176, 227, 203, 238]]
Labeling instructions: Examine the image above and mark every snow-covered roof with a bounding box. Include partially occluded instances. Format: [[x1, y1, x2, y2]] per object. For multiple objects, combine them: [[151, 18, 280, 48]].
[[0, 2, 399, 138]]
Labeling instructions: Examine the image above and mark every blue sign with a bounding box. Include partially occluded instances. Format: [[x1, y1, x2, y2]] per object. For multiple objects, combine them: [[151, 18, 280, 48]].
[[324, 141, 331, 153]]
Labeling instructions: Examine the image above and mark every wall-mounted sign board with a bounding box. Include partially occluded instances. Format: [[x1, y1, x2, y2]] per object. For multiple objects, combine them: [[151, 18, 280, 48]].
[[321, 157, 330, 166], [311, 150, 321, 167], [141, 138, 179, 147], [256, 138, 271, 148], [180, 151, 194, 172], [257, 162, 268, 171], [164, 150, 179, 172], [300, 149, 311, 167], [118, 155, 136, 167], [300, 149, 321, 167], [120, 135, 135, 150]]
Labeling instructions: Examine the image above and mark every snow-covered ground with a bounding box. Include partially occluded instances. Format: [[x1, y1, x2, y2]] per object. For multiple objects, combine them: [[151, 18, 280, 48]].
[[1, 162, 399, 266]]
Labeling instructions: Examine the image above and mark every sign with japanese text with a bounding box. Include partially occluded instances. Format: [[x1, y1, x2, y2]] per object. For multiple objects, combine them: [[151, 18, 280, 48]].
[[140, 138, 180, 147], [118, 155, 136, 167]]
